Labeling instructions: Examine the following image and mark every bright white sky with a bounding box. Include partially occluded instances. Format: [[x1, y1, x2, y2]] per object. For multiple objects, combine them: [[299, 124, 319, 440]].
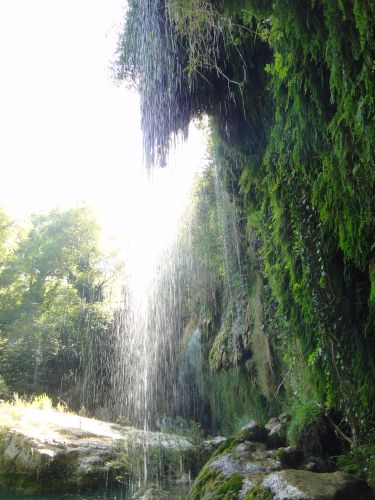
[[0, 0, 207, 291]]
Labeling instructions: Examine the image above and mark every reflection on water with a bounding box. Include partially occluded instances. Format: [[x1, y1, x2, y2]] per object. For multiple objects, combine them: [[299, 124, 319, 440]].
[[0, 481, 190, 500]]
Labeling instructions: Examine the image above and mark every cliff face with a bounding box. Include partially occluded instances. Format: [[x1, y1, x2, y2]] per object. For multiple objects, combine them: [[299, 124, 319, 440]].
[[116, 0, 375, 440]]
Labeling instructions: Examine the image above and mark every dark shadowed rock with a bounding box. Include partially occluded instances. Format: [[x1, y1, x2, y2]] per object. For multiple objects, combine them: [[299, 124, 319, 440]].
[[266, 421, 288, 449], [277, 446, 305, 468], [238, 421, 268, 442]]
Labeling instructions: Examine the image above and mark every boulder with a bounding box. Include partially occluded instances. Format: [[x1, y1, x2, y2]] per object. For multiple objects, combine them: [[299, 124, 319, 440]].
[[189, 436, 228, 476], [277, 446, 305, 468], [237, 421, 268, 443], [187, 436, 281, 499], [0, 403, 193, 494], [187, 418, 375, 499], [265, 416, 288, 449], [261, 469, 375, 499]]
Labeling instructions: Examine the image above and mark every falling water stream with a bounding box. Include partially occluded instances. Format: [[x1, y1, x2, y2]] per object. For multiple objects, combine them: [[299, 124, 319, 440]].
[[100, 145, 248, 433], [106, 129, 209, 431]]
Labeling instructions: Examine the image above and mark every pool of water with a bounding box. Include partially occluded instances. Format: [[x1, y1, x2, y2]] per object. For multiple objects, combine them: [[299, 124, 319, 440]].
[[0, 481, 190, 500]]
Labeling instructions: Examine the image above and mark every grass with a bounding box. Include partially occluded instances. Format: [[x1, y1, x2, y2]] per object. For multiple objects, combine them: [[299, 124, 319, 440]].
[[287, 401, 326, 454], [0, 393, 72, 427], [9, 393, 69, 413]]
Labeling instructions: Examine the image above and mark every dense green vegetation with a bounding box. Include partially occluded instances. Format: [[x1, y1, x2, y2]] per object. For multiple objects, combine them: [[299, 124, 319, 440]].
[[176, 166, 279, 434], [0, 205, 119, 409], [116, 0, 375, 449]]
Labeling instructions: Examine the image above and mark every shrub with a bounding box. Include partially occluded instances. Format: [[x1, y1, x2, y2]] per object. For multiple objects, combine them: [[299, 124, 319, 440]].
[[0, 376, 10, 401], [337, 445, 375, 487], [287, 401, 326, 454]]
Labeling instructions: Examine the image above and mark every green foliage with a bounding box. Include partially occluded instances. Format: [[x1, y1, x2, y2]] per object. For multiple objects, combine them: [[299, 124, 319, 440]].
[[0, 205, 118, 408], [337, 444, 375, 487], [204, 367, 274, 435], [287, 401, 326, 454], [243, 486, 272, 500], [0, 375, 10, 401], [119, 0, 375, 441], [187, 464, 243, 499]]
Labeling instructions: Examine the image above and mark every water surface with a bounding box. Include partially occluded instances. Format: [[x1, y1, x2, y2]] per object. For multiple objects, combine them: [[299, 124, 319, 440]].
[[0, 481, 190, 500]]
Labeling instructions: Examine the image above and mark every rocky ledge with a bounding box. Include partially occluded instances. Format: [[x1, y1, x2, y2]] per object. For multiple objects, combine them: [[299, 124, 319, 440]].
[[187, 417, 375, 499], [0, 403, 194, 495]]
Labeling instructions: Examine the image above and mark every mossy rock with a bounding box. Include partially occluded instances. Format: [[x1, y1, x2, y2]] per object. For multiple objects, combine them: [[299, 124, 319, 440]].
[[243, 486, 273, 499], [211, 436, 241, 459], [264, 419, 287, 449], [187, 426, 280, 499], [266, 431, 286, 450], [261, 470, 375, 499], [187, 465, 244, 499], [276, 446, 305, 468], [237, 422, 268, 443]]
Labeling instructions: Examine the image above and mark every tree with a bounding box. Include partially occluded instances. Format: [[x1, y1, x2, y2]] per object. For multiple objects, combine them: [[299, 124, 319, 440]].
[[0, 205, 119, 408]]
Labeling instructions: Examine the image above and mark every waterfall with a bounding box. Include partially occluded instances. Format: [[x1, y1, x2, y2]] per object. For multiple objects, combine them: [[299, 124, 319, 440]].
[[88, 0, 254, 433], [77, 120, 207, 429], [89, 150, 251, 433]]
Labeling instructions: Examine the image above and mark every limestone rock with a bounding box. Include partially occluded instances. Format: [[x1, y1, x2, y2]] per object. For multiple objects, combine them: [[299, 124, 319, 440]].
[[187, 435, 281, 499], [265, 416, 288, 449], [261, 469, 375, 499], [202, 435, 227, 452], [187, 416, 374, 499], [0, 404, 193, 494]]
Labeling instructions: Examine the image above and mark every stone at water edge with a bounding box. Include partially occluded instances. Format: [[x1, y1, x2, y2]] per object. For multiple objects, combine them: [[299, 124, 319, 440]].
[[0, 404, 194, 495], [186, 437, 282, 499], [187, 416, 375, 499], [261, 469, 375, 499]]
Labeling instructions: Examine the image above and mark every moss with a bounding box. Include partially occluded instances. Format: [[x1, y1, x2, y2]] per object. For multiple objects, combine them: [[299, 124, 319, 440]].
[[209, 320, 234, 371], [188, 434, 248, 499], [243, 485, 273, 499], [203, 366, 272, 435], [187, 465, 245, 500], [266, 432, 285, 450], [214, 473, 244, 497], [211, 436, 239, 459], [187, 464, 224, 499], [276, 447, 305, 468]]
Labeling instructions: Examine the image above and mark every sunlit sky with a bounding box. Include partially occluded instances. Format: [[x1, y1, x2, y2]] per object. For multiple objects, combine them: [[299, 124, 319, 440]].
[[0, 0, 207, 290]]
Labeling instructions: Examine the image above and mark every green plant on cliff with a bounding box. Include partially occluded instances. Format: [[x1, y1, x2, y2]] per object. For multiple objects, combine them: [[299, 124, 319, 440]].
[[287, 401, 326, 454], [116, 0, 375, 441]]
